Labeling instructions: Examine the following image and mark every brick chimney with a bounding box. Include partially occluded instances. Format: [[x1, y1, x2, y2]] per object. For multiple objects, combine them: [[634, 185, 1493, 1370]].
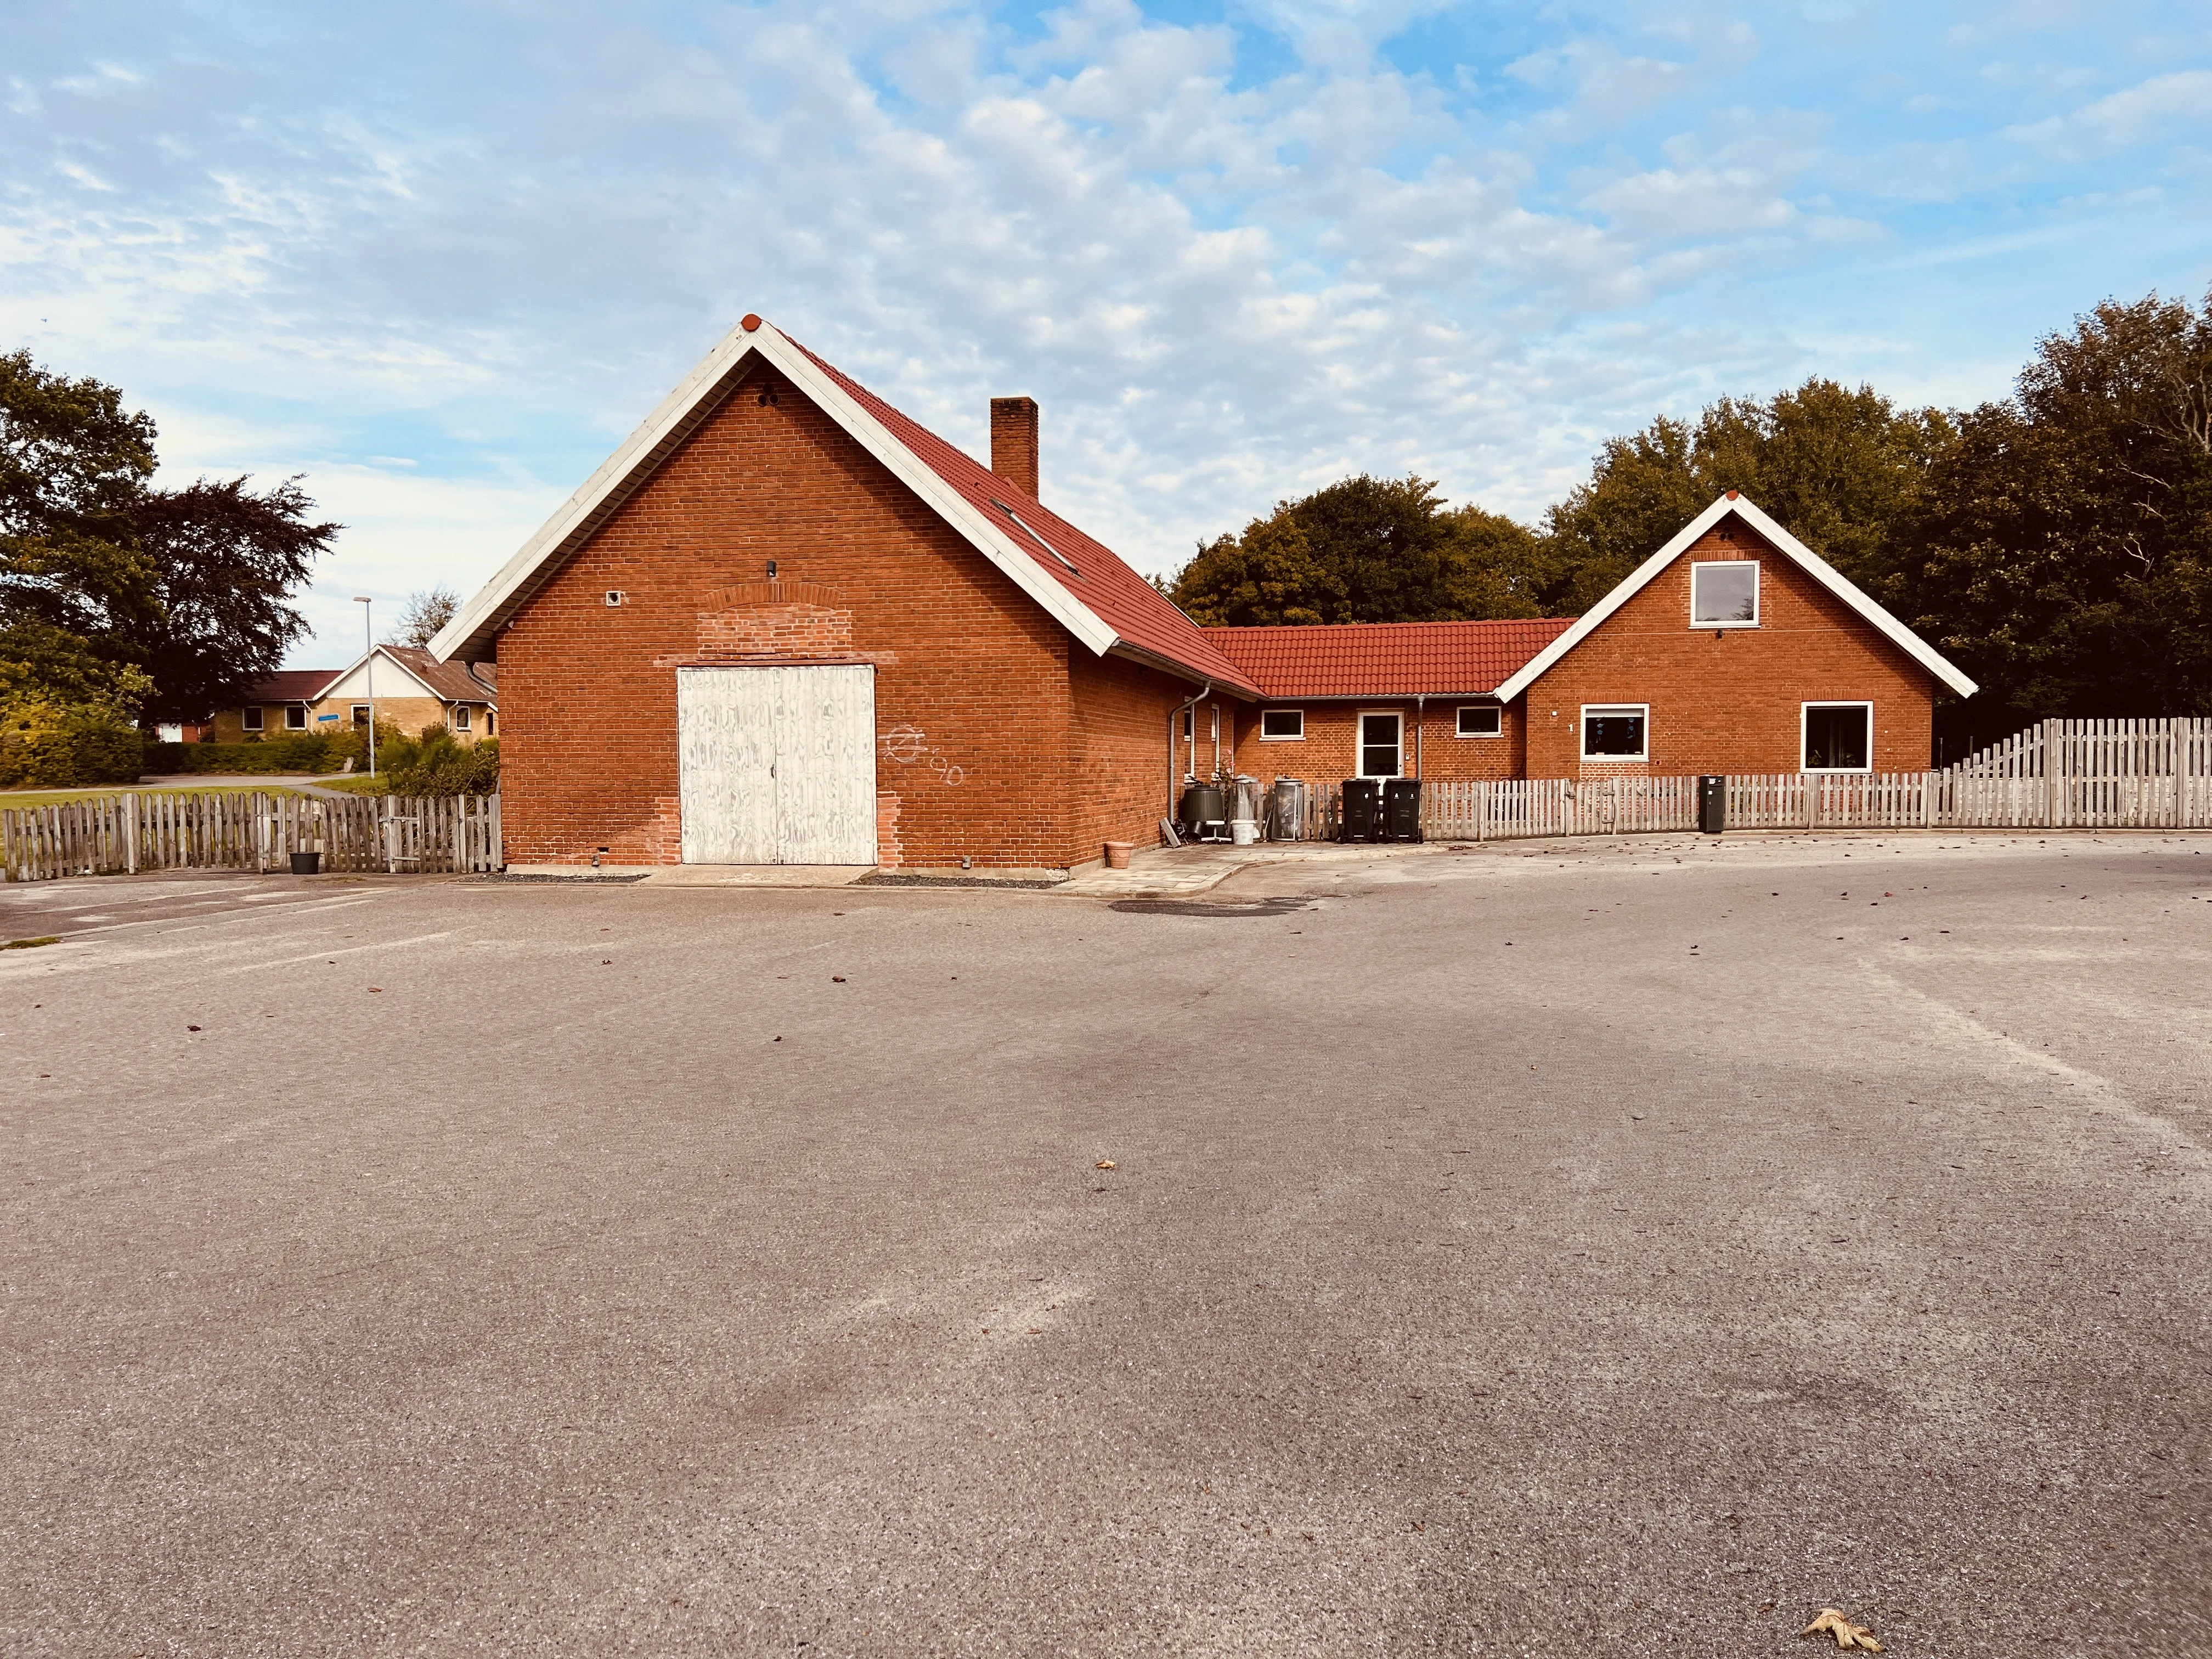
[[990, 397, 1039, 500]]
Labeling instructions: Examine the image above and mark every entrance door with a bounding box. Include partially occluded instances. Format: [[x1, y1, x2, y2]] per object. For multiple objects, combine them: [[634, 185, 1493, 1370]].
[[678, 665, 878, 864], [1358, 711, 1403, 778]]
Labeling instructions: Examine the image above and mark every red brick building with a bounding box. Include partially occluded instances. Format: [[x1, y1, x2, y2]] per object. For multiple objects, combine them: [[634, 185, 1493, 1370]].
[[1214, 493, 1976, 785], [433, 320, 1973, 871], [431, 315, 1258, 873]]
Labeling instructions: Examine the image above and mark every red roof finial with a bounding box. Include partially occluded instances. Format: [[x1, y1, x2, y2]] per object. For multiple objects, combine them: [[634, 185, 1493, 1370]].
[[1725, 488, 1739, 500], [741, 314, 762, 332]]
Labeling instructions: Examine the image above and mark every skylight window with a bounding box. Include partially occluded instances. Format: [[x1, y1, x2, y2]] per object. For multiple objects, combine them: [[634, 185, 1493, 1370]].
[[989, 498, 1078, 574]]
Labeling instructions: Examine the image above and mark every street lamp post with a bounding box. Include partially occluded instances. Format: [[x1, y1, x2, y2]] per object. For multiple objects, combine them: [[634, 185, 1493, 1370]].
[[353, 596, 376, 776]]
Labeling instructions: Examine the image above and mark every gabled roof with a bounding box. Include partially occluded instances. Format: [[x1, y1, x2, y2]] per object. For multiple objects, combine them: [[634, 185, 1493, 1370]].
[[323, 644, 493, 705], [429, 318, 1259, 696], [1493, 493, 1979, 702], [383, 645, 495, 704], [1206, 618, 1576, 699], [244, 669, 340, 703]]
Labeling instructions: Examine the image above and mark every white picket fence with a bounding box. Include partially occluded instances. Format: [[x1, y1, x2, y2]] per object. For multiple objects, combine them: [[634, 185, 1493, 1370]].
[[1271, 717, 2212, 843], [2, 791, 501, 882]]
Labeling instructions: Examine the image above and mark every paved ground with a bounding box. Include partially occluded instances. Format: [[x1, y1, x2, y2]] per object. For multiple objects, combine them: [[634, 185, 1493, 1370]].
[[2, 832, 2207, 1657]]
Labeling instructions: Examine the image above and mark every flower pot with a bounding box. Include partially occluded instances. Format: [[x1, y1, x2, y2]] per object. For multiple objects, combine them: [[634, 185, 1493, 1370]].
[[289, 850, 322, 875], [1103, 840, 1133, 870]]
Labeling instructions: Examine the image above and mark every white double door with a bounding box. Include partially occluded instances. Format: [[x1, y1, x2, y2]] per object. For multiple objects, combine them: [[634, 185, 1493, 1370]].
[[678, 665, 878, 865]]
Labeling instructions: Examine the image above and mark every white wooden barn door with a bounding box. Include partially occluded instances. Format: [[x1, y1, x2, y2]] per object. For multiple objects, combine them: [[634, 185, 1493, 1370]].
[[677, 666, 878, 864]]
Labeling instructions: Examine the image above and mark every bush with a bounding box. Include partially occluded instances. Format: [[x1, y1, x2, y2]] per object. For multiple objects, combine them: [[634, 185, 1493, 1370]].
[[0, 699, 145, 788], [387, 732, 498, 796]]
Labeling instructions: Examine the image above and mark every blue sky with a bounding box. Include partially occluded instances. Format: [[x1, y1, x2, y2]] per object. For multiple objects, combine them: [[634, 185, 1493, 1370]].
[[6, 0, 2209, 665]]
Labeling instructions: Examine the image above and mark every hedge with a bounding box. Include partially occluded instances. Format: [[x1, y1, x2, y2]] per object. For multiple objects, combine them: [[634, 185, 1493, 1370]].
[[0, 710, 145, 789], [142, 727, 376, 776]]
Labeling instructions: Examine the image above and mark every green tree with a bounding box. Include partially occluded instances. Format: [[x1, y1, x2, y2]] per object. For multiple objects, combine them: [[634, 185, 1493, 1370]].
[[1, 349, 158, 686], [1171, 475, 1549, 625], [0, 352, 337, 730], [1892, 289, 2212, 719], [1539, 379, 1954, 613]]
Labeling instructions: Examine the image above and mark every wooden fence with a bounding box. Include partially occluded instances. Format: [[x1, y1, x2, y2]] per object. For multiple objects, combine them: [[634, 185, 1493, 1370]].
[[1257, 719, 2212, 843], [2, 791, 501, 882]]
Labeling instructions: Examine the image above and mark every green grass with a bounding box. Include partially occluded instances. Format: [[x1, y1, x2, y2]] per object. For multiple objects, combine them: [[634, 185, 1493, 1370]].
[[306, 774, 393, 796], [0, 781, 317, 809]]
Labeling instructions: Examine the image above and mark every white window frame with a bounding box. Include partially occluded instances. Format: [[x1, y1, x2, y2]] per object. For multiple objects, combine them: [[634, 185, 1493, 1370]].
[[241, 706, 263, 732], [1690, 560, 1760, 628], [452, 705, 471, 733], [1259, 708, 1305, 742], [352, 704, 371, 727], [1455, 705, 1502, 738], [1801, 701, 1874, 774], [284, 704, 307, 730], [1356, 709, 1404, 779], [1579, 703, 1650, 762]]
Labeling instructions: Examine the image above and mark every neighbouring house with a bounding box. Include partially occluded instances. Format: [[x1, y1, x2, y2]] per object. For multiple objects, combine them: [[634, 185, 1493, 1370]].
[[1213, 493, 1975, 784], [208, 669, 342, 741], [430, 316, 1974, 872], [315, 646, 498, 743], [206, 648, 496, 744]]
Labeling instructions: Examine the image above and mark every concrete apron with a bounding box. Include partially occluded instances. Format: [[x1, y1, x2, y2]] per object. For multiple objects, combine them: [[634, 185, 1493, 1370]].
[[507, 844, 1429, 896]]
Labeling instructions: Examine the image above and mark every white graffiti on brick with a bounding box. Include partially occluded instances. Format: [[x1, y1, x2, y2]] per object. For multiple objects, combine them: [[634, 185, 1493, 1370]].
[[881, 725, 963, 786]]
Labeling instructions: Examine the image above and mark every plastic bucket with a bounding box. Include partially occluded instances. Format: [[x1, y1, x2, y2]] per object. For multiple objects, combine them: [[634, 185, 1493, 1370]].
[[1230, 820, 1259, 846]]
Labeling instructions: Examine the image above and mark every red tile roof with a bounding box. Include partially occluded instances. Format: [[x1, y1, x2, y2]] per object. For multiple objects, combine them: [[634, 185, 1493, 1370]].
[[245, 669, 340, 702], [1205, 618, 1578, 699], [791, 341, 1261, 697]]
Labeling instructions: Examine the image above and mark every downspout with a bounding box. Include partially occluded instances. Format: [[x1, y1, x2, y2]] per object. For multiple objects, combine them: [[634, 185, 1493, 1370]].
[[1415, 695, 1425, 778], [1170, 681, 1211, 820]]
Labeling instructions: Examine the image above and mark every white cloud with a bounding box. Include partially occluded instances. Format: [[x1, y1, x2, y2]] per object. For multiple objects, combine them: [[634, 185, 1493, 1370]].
[[2, 0, 2205, 653], [2003, 69, 2212, 162]]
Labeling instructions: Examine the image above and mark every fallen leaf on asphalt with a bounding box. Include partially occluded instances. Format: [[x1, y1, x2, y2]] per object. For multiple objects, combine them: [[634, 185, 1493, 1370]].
[[1801, 1608, 1883, 1650], [187, 1025, 201, 1031], [831, 975, 846, 982], [1096, 1160, 1116, 1169]]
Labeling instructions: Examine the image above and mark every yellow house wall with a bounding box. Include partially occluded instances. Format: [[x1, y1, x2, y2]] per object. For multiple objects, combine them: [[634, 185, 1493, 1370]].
[[208, 697, 495, 743]]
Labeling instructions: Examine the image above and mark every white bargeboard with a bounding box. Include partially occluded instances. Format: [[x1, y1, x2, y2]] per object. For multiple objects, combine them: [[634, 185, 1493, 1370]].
[[678, 665, 878, 864]]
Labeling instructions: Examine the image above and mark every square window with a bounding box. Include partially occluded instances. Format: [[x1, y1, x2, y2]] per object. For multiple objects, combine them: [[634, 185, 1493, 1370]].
[[352, 704, 370, 727], [1803, 703, 1871, 771], [1691, 561, 1759, 625], [1358, 712, 1403, 778], [1260, 709, 1304, 741], [1456, 706, 1502, 738], [1581, 704, 1647, 760], [453, 706, 471, 732], [285, 706, 306, 730], [241, 706, 263, 731]]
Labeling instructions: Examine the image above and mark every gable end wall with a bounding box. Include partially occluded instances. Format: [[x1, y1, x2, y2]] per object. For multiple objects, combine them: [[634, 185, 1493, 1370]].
[[1523, 522, 1936, 778]]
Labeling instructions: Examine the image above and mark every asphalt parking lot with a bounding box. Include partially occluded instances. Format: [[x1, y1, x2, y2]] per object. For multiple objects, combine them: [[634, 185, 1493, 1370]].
[[3, 833, 2208, 1657]]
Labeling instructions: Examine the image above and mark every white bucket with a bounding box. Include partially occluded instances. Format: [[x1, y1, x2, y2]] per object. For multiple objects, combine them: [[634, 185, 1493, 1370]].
[[1229, 819, 1259, 846]]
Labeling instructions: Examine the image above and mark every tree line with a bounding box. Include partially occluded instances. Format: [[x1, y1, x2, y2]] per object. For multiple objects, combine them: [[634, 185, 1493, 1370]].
[[1169, 287, 2212, 736]]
